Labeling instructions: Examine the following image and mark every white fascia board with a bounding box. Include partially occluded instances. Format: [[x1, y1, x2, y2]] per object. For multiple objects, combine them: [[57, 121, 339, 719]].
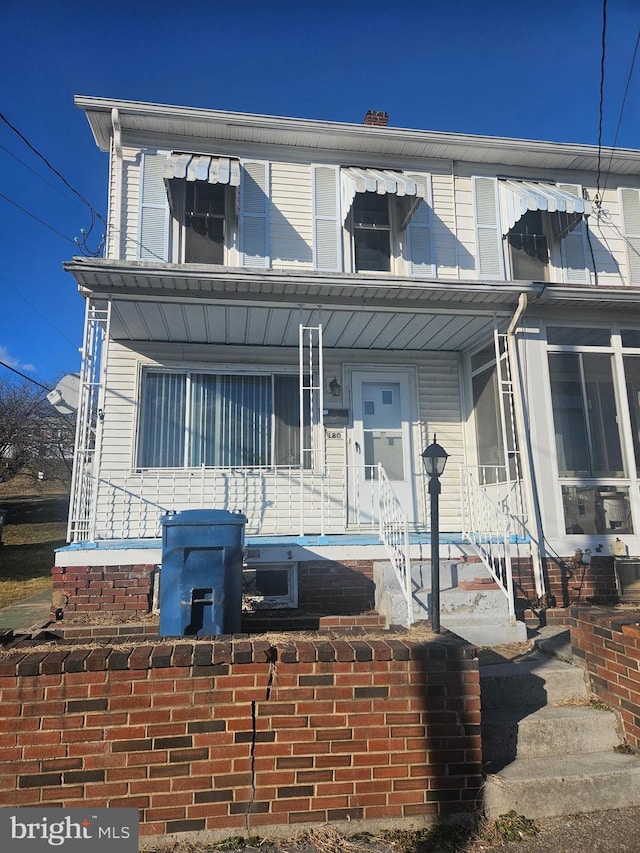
[[73, 96, 640, 174]]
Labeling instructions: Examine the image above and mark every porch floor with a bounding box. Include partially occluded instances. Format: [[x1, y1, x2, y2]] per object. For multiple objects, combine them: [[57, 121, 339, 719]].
[[58, 532, 473, 553]]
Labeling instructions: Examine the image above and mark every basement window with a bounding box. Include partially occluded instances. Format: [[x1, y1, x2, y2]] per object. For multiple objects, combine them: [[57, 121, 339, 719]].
[[242, 564, 298, 609]]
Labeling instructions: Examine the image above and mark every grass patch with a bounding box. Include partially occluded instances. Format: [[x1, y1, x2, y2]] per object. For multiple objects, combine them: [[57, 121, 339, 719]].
[[0, 496, 68, 609]]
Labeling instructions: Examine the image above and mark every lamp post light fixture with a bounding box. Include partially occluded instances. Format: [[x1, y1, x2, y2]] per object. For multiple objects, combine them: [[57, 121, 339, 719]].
[[421, 435, 449, 633]]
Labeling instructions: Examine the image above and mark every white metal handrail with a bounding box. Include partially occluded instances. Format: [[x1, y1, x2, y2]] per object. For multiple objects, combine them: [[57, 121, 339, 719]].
[[378, 464, 412, 625], [460, 464, 516, 622], [68, 463, 394, 542]]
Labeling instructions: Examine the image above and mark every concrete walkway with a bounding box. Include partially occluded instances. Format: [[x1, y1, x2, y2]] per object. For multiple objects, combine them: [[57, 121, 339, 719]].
[[0, 588, 52, 632]]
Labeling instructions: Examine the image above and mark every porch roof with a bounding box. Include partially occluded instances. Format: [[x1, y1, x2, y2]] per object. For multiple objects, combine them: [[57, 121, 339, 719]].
[[65, 258, 544, 351]]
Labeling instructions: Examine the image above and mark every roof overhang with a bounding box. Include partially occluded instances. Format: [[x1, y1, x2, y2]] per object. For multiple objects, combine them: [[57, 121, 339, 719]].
[[75, 96, 640, 176], [64, 258, 545, 352]]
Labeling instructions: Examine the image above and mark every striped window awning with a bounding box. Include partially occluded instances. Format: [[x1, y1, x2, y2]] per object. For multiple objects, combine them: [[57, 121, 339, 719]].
[[499, 179, 591, 237], [341, 167, 428, 223], [163, 153, 241, 186]]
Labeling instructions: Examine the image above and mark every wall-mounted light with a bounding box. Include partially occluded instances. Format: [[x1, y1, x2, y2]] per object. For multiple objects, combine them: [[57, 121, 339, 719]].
[[329, 376, 341, 397]]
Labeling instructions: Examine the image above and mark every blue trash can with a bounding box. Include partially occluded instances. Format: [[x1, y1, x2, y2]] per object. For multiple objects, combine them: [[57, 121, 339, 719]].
[[159, 509, 247, 638]]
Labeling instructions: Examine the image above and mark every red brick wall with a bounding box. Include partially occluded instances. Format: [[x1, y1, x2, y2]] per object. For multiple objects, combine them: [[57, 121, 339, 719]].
[[513, 556, 619, 609], [0, 636, 481, 841], [298, 561, 375, 614], [52, 560, 376, 621], [52, 563, 155, 618], [570, 607, 640, 751]]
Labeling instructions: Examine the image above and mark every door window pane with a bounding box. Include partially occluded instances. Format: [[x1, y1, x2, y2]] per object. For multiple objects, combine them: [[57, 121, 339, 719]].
[[624, 355, 640, 469]]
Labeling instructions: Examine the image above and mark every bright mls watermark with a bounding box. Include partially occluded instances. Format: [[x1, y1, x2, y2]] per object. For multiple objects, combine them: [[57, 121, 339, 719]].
[[0, 809, 138, 851]]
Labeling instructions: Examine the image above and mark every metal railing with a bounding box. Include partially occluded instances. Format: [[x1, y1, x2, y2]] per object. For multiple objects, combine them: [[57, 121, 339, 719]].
[[460, 464, 516, 622], [378, 464, 412, 625], [69, 463, 399, 542]]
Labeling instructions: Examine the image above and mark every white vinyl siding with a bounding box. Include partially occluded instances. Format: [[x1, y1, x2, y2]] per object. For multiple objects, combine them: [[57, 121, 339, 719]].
[[472, 176, 504, 279], [312, 165, 342, 271], [96, 343, 465, 534], [270, 162, 313, 269], [430, 171, 458, 279], [558, 183, 590, 284], [138, 151, 170, 262], [620, 188, 640, 285], [406, 194, 435, 278], [240, 160, 270, 268]]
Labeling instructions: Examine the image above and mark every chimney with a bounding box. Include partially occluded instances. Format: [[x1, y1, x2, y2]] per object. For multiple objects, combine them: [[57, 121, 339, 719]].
[[363, 110, 389, 127]]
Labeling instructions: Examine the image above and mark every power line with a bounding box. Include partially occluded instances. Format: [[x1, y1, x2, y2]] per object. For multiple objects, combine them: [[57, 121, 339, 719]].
[[602, 27, 640, 195], [0, 111, 106, 227], [0, 274, 77, 348], [595, 0, 608, 206], [0, 359, 51, 391], [0, 142, 82, 210], [0, 191, 78, 246]]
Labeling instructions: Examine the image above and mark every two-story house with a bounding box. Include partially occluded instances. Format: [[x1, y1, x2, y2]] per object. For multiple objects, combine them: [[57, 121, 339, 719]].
[[55, 96, 640, 641]]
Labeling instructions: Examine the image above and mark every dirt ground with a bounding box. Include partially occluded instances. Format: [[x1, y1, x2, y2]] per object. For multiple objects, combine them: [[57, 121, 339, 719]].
[[143, 806, 640, 852]]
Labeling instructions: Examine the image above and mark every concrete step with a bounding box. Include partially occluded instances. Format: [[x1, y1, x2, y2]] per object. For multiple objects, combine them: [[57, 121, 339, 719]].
[[480, 654, 589, 710], [483, 705, 621, 771], [442, 615, 527, 647], [483, 751, 640, 819]]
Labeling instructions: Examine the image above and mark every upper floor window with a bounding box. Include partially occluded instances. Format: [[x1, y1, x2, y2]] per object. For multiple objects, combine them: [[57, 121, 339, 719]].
[[138, 152, 269, 269], [184, 181, 227, 264], [352, 193, 392, 272], [473, 176, 592, 284], [331, 167, 434, 276]]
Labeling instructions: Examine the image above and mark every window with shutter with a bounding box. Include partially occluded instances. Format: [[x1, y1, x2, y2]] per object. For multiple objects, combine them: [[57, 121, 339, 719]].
[[312, 165, 342, 271], [240, 161, 270, 268], [558, 183, 590, 284], [473, 177, 504, 280], [620, 188, 640, 286], [139, 152, 170, 262]]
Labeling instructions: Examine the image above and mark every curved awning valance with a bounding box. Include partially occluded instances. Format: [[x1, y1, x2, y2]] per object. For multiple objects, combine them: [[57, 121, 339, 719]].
[[163, 153, 241, 185], [499, 179, 591, 237], [341, 167, 428, 223]]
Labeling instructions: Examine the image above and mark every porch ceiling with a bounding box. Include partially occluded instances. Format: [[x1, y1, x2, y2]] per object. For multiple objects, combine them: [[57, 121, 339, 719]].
[[66, 259, 542, 351]]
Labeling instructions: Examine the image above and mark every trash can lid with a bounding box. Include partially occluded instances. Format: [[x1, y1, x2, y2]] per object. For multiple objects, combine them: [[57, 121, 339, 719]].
[[161, 508, 247, 526]]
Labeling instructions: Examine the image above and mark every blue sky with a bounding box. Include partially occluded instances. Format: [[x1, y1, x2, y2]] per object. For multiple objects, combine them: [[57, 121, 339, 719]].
[[0, 0, 639, 385]]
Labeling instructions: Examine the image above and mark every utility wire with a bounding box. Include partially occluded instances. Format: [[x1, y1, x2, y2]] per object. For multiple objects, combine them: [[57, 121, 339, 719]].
[[0, 191, 78, 246], [0, 111, 106, 227], [0, 142, 82, 210], [602, 26, 640, 195], [595, 0, 608, 206], [0, 359, 51, 391], [0, 274, 77, 347]]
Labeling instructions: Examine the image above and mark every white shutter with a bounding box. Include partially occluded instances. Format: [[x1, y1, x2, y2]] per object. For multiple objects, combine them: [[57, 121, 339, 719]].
[[240, 161, 270, 268], [312, 165, 342, 271], [139, 152, 169, 261], [473, 177, 504, 279], [620, 188, 640, 285], [558, 184, 590, 284], [407, 197, 435, 277]]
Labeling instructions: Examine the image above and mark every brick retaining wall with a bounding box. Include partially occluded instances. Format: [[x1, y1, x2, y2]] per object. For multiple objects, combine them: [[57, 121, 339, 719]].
[[0, 635, 481, 842], [513, 556, 619, 610], [570, 607, 640, 751]]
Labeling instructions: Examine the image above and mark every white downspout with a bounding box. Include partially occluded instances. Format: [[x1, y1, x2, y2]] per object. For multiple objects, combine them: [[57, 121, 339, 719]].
[[506, 292, 547, 600]]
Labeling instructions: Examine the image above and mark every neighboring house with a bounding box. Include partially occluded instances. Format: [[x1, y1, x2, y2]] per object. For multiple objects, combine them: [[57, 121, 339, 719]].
[[57, 97, 640, 639]]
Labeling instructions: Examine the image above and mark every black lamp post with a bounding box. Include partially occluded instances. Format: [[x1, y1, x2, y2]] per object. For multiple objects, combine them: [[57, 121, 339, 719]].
[[421, 435, 449, 633]]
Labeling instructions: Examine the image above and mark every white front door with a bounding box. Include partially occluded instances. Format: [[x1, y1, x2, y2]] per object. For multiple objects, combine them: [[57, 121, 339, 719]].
[[350, 370, 415, 525]]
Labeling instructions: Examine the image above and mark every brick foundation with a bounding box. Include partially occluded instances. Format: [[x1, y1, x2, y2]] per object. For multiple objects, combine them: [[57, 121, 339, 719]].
[[570, 607, 640, 751], [52, 560, 376, 622], [0, 635, 481, 840], [512, 555, 619, 610], [52, 563, 155, 618]]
